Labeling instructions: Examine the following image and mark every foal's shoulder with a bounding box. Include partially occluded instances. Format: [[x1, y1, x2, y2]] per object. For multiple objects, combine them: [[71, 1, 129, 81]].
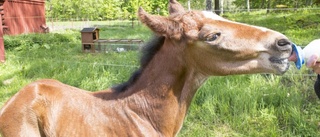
[[32, 79, 63, 85]]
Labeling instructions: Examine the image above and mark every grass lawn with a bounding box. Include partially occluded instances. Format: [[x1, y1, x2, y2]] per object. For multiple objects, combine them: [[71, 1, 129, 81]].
[[1, 11, 320, 136]]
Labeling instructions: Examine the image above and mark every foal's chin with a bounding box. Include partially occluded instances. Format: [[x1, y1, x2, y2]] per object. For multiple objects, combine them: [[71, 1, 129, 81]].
[[271, 61, 290, 75], [266, 55, 291, 75]]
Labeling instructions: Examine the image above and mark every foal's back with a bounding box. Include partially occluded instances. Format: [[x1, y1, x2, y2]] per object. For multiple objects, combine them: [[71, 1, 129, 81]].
[[0, 79, 157, 137]]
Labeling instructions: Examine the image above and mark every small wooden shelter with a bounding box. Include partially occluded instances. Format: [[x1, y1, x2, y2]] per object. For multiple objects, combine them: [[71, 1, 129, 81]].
[[80, 27, 144, 53], [81, 27, 100, 52]]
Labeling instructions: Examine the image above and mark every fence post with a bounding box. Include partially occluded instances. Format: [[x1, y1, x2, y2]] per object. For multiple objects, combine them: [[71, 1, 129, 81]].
[[131, 18, 134, 28], [0, 14, 5, 63]]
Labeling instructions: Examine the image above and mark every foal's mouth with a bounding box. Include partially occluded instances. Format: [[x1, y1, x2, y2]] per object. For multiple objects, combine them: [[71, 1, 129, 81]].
[[269, 57, 289, 64], [269, 57, 290, 74]]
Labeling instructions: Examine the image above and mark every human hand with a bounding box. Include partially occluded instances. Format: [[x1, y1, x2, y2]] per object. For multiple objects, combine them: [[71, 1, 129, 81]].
[[306, 54, 320, 74]]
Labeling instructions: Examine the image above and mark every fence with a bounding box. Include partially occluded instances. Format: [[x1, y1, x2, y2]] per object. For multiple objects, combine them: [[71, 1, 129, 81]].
[[47, 18, 142, 32], [44, 7, 320, 32], [215, 7, 320, 13]]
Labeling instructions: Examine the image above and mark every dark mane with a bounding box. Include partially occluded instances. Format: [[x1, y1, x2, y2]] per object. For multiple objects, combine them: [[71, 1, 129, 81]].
[[112, 35, 165, 92]]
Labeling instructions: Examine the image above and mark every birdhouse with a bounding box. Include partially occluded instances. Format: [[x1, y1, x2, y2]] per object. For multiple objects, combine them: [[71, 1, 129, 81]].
[[81, 27, 100, 52]]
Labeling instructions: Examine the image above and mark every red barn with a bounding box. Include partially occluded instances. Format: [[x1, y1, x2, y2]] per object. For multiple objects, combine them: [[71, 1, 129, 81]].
[[0, 0, 47, 35], [0, 0, 47, 62]]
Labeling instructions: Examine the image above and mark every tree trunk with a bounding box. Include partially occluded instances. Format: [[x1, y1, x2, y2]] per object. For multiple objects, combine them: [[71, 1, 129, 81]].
[[246, 0, 250, 12], [206, 0, 212, 11], [307, 0, 313, 6], [260, 0, 265, 8], [295, 0, 299, 11], [267, 0, 271, 13], [220, 0, 224, 14], [214, 0, 220, 15]]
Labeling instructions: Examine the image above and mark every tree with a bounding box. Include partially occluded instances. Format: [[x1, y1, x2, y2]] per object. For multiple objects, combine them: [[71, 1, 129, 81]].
[[259, 0, 266, 9], [220, 0, 224, 14], [206, 0, 213, 11], [214, 0, 220, 15], [267, 0, 271, 13], [246, 0, 250, 12]]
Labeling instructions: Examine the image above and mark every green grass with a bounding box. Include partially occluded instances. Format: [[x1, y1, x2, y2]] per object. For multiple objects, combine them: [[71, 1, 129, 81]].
[[1, 12, 320, 136]]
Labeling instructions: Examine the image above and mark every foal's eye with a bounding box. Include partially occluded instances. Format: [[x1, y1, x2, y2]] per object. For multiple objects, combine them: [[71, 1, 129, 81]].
[[206, 33, 221, 41]]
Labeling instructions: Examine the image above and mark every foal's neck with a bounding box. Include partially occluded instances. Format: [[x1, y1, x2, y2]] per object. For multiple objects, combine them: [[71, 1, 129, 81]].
[[125, 38, 207, 135], [132, 38, 204, 101]]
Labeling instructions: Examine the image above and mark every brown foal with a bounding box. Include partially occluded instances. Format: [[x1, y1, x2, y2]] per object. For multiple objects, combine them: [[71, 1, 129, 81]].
[[0, 0, 293, 137]]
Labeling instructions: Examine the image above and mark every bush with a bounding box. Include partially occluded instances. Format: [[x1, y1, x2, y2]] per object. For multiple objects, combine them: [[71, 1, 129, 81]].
[[4, 30, 80, 51]]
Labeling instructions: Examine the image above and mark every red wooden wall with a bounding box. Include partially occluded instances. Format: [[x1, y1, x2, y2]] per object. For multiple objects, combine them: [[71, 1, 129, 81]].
[[1, 0, 47, 35]]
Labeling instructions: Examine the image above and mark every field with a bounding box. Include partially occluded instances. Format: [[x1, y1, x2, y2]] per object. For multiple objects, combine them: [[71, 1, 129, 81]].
[[1, 11, 320, 136]]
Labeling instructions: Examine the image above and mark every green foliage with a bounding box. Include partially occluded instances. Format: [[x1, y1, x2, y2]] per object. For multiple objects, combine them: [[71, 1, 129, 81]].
[[102, 0, 125, 20], [99, 25, 153, 40], [46, 0, 169, 20], [45, 0, 320, 20], [179, 74, 320, 136], [233, 0, 319, 9], [4, 30, 80, 51]]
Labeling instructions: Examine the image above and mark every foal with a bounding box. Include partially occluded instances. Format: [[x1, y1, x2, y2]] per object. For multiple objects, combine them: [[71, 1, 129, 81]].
[[0, 0, 292, 136]]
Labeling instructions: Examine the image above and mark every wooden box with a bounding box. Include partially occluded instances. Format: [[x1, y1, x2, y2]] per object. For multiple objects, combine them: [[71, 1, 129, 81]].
[[81, 27, 99, 52]]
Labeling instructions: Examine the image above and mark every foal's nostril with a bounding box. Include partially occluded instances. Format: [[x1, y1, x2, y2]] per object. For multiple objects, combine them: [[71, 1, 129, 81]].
[[277, 39, 291, 47]]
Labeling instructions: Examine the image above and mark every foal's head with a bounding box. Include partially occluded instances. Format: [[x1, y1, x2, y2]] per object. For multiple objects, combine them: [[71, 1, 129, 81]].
[[138, 0, 292, 76]]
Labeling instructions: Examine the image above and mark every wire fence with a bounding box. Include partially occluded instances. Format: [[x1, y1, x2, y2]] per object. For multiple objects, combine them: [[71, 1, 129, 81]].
[[1, 51, 317, 78], [46, 19, 142, 32], [42, 7, 320, 32], [216, 7, 320, 13], [2, 54, 138, 68]]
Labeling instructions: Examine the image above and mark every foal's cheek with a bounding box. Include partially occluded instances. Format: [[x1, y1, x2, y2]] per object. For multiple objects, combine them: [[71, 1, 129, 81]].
[[185, 30, 199, 41]]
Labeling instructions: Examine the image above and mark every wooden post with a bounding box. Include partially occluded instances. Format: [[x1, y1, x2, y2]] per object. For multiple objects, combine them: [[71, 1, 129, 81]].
[[0, 15, 5, 63]]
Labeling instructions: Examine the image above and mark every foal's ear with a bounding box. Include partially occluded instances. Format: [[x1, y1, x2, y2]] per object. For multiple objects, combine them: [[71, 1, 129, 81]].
[[138, 7, 181, 39], [169, 0, 185, 14]]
